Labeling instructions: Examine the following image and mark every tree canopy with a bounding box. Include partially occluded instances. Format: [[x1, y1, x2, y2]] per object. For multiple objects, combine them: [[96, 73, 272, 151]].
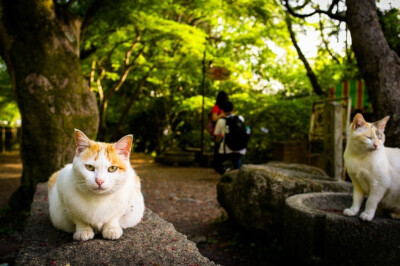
[[1, 0, 399, 159]]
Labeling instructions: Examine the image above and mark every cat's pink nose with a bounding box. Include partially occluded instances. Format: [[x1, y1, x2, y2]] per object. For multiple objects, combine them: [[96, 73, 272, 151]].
[[373, 143, 378, 149], [96, 179, 104, 186]]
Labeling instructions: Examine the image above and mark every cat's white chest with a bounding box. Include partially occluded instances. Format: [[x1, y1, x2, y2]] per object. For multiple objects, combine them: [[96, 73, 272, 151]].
[[345, 150, 389, 193], [66, 190, 126, 228]]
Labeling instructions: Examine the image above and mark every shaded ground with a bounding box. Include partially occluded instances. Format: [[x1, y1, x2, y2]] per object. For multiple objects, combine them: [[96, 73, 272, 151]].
[[0, 152, 280, 265]]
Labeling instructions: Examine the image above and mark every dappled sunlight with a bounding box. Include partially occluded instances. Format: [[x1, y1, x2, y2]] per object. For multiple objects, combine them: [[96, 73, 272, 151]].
[[130, 153, 155, 168], [0, 152, 22, 179]]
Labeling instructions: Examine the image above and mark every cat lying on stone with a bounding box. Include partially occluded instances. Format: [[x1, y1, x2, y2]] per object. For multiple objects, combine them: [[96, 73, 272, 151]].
[[48, 129, 145, 240]]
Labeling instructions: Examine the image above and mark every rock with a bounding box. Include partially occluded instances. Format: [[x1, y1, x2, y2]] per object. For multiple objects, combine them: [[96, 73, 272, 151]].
[[284, 192, 400, 265], [217, 163, 352, 237], [16, 183, 216, 266], [266, 161, 329, 177]]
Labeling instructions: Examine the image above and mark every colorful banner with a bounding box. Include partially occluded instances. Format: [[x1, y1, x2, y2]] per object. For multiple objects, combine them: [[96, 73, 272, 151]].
[[329, 80, 373, 113]]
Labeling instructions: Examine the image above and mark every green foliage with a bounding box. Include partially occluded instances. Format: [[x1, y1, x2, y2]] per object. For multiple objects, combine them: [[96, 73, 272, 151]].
[[2, 0, 398, 163], [0, 60, 20, 126], [378, 8, 400, 56], [232, 93, 317, 163], [78, 0, 368, 159]]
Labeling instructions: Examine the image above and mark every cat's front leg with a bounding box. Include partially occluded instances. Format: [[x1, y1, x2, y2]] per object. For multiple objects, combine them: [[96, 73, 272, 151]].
[[73, 220, 95, 241], [343, 182, 364, 216], [360, 187, 386, 221], [102, 219, 123, 240]]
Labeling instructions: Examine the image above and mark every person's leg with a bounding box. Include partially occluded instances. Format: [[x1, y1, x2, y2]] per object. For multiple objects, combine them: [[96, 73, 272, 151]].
[[231, 153, 243, 169], [213, 152, 226, 174], [236, 155, 242, 169], [212, 140, 219, 168]]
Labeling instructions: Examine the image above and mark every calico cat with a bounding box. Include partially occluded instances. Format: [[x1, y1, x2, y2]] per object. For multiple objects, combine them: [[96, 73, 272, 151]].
[[48, 129, 145, 241], [343, 113, 400, 221]]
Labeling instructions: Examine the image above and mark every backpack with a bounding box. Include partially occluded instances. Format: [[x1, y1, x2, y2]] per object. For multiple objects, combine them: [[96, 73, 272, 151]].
[[223, 115, 250, 151]]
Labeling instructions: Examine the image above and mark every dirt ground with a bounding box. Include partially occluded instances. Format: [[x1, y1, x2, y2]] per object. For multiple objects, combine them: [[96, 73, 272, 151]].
[[0, 152, 280, 265]]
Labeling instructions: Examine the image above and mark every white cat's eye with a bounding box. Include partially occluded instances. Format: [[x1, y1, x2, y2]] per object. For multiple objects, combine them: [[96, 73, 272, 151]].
[[108, 166, 118, 172], [85, 164, 95, 171]]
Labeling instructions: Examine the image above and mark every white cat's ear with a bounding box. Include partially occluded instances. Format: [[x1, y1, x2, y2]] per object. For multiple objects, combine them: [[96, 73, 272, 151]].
[[376, 116, 390, 131], [353, 113, 366, 130], [74, 129, 91, 154], [114, 135, 133, 160]]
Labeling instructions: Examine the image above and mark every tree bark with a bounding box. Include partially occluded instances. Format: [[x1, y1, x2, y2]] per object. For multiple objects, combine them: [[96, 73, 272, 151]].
[[346, 0, 400, 147], [0, 1, 99, 209]]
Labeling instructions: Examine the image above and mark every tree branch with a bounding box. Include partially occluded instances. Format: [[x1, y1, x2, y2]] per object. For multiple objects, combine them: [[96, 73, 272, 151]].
[[283, 0, 346, 22], [285, 13, 325, 95], [104, 43, 145, 101], [112, 69, 154, 139], [318, 16, 340, 64], [80, 0, 105, 41]]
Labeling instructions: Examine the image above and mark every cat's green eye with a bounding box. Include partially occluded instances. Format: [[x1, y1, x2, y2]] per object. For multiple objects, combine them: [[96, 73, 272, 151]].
[[108, 166, 118, 173], [85, 164, 95, 171]]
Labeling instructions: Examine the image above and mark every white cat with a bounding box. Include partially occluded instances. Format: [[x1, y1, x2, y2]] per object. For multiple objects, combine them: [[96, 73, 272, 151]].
[[48, 129, 145, 241], [343, 113, 400, 221]]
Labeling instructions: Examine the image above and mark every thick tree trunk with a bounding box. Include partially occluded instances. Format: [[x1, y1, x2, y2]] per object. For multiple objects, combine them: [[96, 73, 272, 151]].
[[346, 0, 400, 146], [0, 1, 99, 208]]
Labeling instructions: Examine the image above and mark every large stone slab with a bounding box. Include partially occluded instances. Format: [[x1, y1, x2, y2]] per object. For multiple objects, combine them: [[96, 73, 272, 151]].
[[217, 163, 352, 237], [16, 183, 215, 265], [284, 192, 400, 265]]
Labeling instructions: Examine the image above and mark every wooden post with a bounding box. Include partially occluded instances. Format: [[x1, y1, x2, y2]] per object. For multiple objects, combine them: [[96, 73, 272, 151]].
[[323, 102, 343, 180], [200, 49, 206, 156]]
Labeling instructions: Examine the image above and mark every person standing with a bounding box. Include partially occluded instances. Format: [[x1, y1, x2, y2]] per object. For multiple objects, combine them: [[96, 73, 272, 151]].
[[211, 91, 229, 124], [213, 101, 248, 174], [209, 91, 229, 169]]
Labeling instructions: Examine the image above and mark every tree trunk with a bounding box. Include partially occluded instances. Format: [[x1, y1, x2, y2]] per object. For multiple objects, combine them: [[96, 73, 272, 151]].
[[346, 0, 400, 146], [0, 1, 99, 209]]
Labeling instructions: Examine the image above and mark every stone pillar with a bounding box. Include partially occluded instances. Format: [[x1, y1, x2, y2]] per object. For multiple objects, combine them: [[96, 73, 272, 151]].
[[323, 102, 343, 180]]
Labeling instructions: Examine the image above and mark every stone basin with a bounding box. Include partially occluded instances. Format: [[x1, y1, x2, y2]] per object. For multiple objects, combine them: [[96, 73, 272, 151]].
[[283, 192, 400, 265], [217, 163, 352, 238]]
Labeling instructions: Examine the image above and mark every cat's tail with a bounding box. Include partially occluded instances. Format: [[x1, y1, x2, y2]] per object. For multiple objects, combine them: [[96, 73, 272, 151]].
[[48, 170, 60, 191]]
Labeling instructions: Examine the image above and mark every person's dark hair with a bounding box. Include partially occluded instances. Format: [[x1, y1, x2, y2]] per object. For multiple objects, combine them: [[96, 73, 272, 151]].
[[221, 101, 234, 113], [215, 91, 229, 107]]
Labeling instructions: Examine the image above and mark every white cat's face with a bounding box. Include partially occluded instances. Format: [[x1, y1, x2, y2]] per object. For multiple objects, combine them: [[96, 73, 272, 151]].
[[349, 114, 389, 152], [72, 130, 133, 195]]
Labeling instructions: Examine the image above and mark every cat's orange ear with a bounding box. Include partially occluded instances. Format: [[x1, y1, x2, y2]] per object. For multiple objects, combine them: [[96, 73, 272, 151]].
[[376, 116, 390, 131], [114, 135, 133, 160], [74, 129, 91, 154], [353, 113, 366, 130]]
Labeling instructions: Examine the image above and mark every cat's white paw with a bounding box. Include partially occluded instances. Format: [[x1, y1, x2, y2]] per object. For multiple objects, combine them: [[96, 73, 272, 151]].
[[390, 212, 400, 219], [73, 229, 94, 241], [359, 211, 374, 221], [343, 208, 358, 216], [102, 227, 123, 240]]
